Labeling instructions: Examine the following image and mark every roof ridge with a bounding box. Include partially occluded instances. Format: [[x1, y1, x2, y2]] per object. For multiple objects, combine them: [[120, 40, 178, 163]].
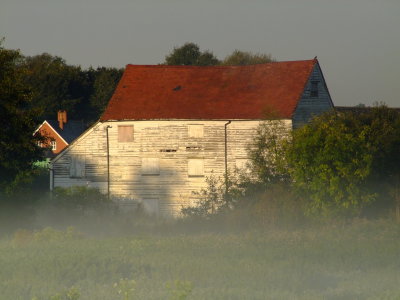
[[125, 59, 316, 69]]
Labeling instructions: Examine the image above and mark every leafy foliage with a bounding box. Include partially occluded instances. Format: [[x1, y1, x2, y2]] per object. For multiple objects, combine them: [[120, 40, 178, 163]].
[[248, 120, 291, 188], [88, 67, 123, 119], [181, 175, 226, 218], [164, 42, 220, 66], [51, 186, 113, 213], [166, 280, 193, 300], [23, 53, 122, 124], [23, 53, 89, 121], [0, 42, 43, 195], [221, 49, 274, 65], [286, 105, 400, 215]]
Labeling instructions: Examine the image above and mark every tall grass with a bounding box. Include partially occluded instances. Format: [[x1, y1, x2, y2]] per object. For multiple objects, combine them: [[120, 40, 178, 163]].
[[1, 219, 399, 299]]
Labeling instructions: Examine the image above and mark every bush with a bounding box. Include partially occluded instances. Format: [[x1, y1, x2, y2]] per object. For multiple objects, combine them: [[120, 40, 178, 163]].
[[51, 186, 112, 212], [287, 105, 400, 217], [181, 174, 226, 219]]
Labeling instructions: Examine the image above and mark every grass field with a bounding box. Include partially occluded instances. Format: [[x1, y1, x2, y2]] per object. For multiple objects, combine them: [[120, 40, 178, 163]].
[[0, 219, 400, 300]]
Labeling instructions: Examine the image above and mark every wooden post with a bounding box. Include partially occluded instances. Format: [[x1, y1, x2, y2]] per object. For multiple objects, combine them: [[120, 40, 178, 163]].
[[106, 125, 112, 200]]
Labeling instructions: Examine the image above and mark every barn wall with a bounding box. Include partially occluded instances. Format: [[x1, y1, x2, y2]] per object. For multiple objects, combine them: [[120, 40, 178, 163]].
[[292, 63, 334, 128], [52, 119, 292, 216], [52, 122, 108, 191]]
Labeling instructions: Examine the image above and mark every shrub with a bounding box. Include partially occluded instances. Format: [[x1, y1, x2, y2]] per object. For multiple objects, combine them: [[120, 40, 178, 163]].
[[51, 186, 112, 213], [113, 278, 136, 300], [181, 174, 226, 219], [166, 280, 193, 300], [287, 105, 400, 217]]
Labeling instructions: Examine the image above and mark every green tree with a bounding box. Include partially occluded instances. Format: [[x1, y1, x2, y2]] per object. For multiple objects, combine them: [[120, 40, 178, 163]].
[[164, 42, 220, 66], [0, 43, 43, 195], [248, 120, 291, 188], [181, 175, 225, 218], [23, 53, 91, 122], [286, 105, 400, 216], [221, 50, 274, 65], [88, 67, 123, 120]]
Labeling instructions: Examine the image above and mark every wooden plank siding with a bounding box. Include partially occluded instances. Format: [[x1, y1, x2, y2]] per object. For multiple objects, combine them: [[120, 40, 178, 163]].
[[52, 120, 292, 216], [292, 63, 334, 128]]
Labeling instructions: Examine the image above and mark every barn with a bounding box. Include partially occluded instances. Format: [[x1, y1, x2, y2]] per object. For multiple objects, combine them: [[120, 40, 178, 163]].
[[50, 58, 334, 215]]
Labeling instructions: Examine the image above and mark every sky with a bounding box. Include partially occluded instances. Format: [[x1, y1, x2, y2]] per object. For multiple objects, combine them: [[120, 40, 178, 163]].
[[1, 0, 399, 107]]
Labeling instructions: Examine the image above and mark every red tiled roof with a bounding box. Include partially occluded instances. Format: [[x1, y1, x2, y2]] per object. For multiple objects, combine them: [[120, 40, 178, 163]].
[[101, 59, 317, 121]]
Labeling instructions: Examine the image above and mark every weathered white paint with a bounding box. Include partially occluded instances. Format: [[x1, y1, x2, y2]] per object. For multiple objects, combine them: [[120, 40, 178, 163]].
[[51, 119, 292, 216]]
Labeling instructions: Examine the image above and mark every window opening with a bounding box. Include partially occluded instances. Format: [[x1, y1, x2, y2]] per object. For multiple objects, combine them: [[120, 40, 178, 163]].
[[188, 159, 204, 177], [310, 81, 319, 97], [188, 124, 204, 138], [70, 154, 85, 178], [118, 125, 134, 142]]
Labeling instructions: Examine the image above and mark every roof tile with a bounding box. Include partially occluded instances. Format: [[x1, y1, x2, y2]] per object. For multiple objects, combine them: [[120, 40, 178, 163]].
[[101, 59, 317, 120]]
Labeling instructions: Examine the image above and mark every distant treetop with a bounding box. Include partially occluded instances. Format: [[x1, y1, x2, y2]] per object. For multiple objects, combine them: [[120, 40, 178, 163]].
[[164, 42, 275, 66]]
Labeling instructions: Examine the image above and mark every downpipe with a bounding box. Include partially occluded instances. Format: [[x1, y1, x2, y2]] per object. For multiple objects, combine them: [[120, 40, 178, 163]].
[[224, 120, 231, 196]]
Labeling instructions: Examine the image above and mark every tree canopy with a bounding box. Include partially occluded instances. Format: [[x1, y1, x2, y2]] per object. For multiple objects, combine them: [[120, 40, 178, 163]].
[[285, 105, 400, 215], [164, 43, 275, 67], [0, 44, 43, 195], [164, 42, 220, 66], [221, 50, 274, 65], [23, 53, 123, 124]]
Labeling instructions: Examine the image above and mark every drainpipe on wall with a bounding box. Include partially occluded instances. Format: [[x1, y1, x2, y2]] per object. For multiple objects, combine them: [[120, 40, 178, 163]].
[[224, 120, 232, 196], [106, 125, 112, 200], [49, 166, 54, 191]]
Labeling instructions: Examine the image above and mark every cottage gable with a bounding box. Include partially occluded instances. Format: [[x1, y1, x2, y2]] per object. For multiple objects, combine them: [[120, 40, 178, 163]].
[[35, 111, 85, 156]]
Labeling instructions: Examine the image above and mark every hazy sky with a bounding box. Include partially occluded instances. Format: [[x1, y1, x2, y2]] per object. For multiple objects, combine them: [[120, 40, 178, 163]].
[[1, 0, 399, 107]]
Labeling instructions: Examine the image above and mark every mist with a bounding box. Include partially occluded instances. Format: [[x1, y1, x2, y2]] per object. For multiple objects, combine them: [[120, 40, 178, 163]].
[[0, 183, 399, 300]]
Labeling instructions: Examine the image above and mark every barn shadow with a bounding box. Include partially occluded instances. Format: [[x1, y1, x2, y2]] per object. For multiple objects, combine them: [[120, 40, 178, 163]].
[[109, 156, 188, 218]]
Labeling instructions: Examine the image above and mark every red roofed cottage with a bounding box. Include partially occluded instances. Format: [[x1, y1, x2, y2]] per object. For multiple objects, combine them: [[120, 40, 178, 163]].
[[51, 59, 334, 215]]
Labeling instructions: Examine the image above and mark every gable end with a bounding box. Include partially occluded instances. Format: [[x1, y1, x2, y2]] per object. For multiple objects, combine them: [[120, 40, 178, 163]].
[[292, 62, 334, 128]]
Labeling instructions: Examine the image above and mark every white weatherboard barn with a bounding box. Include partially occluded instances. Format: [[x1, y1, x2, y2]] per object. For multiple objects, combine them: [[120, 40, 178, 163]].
[[51, 59, 334, 216]]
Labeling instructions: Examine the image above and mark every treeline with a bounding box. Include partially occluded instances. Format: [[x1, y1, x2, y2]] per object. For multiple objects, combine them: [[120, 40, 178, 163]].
[[23, 53, 123, 125]]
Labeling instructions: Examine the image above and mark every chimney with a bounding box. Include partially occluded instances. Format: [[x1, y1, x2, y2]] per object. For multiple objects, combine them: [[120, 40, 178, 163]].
[[57, 110, 67, 130]]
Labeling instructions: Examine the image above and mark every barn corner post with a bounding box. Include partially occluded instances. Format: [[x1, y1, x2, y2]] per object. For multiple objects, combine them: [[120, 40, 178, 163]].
[[106, 124, 112, 200], [224, 120, 232, 197]]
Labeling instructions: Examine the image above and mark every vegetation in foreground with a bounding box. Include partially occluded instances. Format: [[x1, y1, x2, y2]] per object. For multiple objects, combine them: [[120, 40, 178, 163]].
[[0, 218, 399, 300]]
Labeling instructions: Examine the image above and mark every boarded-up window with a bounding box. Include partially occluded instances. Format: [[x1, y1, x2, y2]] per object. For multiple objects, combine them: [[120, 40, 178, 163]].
[[188, 124, 204, 138], [70, 154, 85, 178], [188, 159, 204, 176], [310, 81, 319, 98], [118, 125, 134, 142], [142, 158, 160, 175]]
